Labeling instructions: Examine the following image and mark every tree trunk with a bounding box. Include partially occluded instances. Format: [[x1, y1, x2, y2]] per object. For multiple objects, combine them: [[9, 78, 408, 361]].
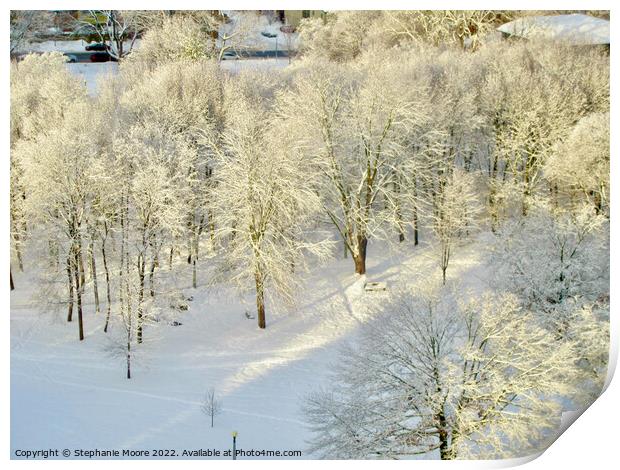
[[67, 252, 74, 322], [394, 174, 405, 243], [208, 209, 215, 244], [137, 254, 145, 344], [353, 236, 368, 275], [413, 175, 419, 245], [89, 236, 100, 313], [192, 258, 197, 289], [192, 229, 199, 289], [137, 270, 144, 344], [10, 268, 15, 291], [149, 257, 156, 297], [73, 243, 84, 341], [437, 413, 451, 460], [14, 233, 24, 272], [102, 238, 112, 333], [126, 331, 131, 379], [78, 239, 86, 287], [254, 269, 266, 329], [441, 243, 449, 285]]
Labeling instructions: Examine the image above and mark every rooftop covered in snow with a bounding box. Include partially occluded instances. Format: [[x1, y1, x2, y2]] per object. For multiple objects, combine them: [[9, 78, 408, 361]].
[[497, 14, 610, 46]]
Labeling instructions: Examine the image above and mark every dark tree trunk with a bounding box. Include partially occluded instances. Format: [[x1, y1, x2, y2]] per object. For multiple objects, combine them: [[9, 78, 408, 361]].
[[73, 244, 84, 341], [413, 176, 419, 246], [10, 268, 15, 291], [192, 258, 197, 289], [126, 332, 131, 379], [149, 257, 156, 297], [78, 240, 86, 288], [192, 228, 199, 289], [353, 236, 368, 275], [438, 427, 451, 459], [137, 254, 145, 344], [102, 238, 112, 333], [437, 409, 452, 460], [67, 253, 74, 322], [89, 236, 100, 314], [254, 270, 266, 329], [136, 227, 149, 344]]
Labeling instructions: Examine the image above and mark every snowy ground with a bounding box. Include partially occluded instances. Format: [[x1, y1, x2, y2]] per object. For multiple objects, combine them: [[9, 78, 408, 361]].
[[65, 59, 290, 96], [10, 238, 487, 459], [66, 62, 119, 95]]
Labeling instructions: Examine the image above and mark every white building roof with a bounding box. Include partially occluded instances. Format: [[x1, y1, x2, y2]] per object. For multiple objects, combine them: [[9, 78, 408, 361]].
[[497, 14, 610, 45]]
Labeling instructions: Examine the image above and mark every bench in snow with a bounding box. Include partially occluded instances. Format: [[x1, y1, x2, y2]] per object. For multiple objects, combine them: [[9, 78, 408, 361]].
[[365, 281, 387, 292]]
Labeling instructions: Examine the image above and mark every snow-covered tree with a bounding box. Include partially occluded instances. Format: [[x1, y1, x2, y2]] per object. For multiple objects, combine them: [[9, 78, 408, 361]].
[[16, 98, 96, 341], [209, 71, 330, 328], [492, 200, 608, 334], [10, 53, 87, 272], [120, 59, 225, 287], [305, 284, 579, 459], [428, 169, 481, 284], [202, 387, 223, 427], [376, 10, 505, 50], [545, 112, 610, 215], [73, 10, 141, 60], [478, 41, 608, 219], [113, 123, 194, 342], [10, 10, 53, 56], [128, 15, 216, 67], [127, 11, 259, 67], [215, 11, 261, 62], [298, 11, 381, 62], [280, 53, 432, 274]]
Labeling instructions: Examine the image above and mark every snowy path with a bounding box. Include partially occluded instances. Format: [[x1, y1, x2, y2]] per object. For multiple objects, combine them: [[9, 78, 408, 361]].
[[11, 239, 486, 459]]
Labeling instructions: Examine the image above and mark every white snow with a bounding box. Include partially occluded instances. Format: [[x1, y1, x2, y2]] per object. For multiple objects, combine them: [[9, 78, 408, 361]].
[[19, 39, 142, 54], [66, 62, 119, 95], [497, 14, 610, 45], [10, 239, 486, 459], [64, 59, 289, 96]]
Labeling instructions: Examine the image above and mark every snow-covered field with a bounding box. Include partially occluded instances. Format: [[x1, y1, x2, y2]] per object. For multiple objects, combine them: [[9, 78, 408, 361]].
[[66, 63, 119, 95], [10, 239, 485, 459], [65, 59, 289, 96]]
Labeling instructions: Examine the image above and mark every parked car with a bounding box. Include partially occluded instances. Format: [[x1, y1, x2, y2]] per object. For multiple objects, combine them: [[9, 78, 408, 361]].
[[261, 31, 278, 38], [90, 52, 113, 62], [85, 42, 107, 52], [222, 50, 239, 60], [64, 54, 78, 63]]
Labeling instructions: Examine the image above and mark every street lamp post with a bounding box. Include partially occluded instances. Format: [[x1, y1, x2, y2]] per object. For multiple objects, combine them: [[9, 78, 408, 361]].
[[232, 431, 238, 460]]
